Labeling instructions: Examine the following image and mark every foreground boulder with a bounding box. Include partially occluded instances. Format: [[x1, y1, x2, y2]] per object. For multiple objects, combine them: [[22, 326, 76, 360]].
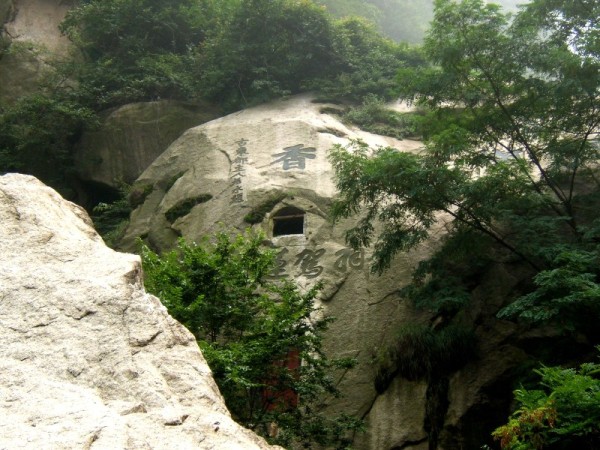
[[0, 173, 278, 449]]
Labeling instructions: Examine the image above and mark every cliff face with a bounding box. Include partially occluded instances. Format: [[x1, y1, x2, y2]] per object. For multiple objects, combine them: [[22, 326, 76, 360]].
[[0, 173, 280, 450], [120, 94, 438, 448], [0, 0, 72, 104], [74, 101, 222, 192], [119, 95, 565, 450]]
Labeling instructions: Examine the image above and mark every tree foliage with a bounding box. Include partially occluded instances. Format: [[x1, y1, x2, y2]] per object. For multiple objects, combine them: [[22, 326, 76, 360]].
[[0, 93, 96, 197], [56, 0, 421, 111], [59, 0, 210, 108], [329, 0, 599, 445], [198, 0, 336, 108], [199, 1, 423, 109], [314, 17, 426, 102], [139, 230, 361, 448], [329, 0, 600, 328], [493, 351, 600, 449]]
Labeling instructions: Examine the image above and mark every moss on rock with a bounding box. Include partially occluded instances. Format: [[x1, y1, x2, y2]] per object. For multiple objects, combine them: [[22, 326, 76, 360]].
[[165, 194, 213, 223], [243, 193, 287, 224]]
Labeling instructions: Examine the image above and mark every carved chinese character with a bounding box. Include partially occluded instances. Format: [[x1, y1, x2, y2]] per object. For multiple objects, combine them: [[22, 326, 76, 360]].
[[294, 248, 325, 278], [334, 248, 364, 272], [271, 144, 316, 170], [236, 138, 249, 147], [234, 155, 248, 165], [268, 248, 289, 279], [235, 138, 249, 157], [229, 139, 248, 202]]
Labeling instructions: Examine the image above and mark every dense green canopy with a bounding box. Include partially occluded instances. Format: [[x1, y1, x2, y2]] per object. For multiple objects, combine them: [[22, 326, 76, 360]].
[[0, 0, 422, 195], [140, 232, 361, 448], [331, 0, 600, 322], [329, 0, 599, 446]]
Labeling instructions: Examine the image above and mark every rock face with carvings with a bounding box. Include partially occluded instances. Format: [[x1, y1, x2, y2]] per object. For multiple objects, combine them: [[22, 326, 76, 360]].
[[119, 95, 543, 450], [0, 173, 280, 450], [120, 94, 424, 251], [120, 94, 437, 448]]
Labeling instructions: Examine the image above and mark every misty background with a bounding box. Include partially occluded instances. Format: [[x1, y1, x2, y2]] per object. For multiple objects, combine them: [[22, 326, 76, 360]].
[[317, 0, 525, 43]]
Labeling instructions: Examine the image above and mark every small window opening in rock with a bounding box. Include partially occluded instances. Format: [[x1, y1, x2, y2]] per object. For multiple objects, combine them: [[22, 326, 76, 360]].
[[273, 206, 305, 236]]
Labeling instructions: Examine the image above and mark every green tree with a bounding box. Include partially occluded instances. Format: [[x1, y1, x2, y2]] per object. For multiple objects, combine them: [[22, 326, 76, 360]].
[[198, 0, 337, 109], [0, 93, 96, 197], [329, 0, 600, 446], [329, 0, 600, 326], [139, 230, 361, 448], [59, 0, 210, 107], [198, 0, 422, 109], [493, 352, 600, 449], [316, 17, 426, 102]]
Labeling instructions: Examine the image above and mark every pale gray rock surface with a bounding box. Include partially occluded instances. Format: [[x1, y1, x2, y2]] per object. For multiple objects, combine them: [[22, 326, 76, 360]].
[[120, 94, 434, 449], [0, 0, 72, 104], [74, 101, 221, 190], [120, 94, 423, 252], [355, 378, 428, 450], [0, 173, 279, 450], [3, 0, 71, 54], [0, 0, 13, 26]]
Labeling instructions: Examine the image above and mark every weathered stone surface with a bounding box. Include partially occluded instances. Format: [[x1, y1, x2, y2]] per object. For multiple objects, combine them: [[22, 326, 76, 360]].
[[0, 0, 72, 104], [355, 377, 428, 450], [74, 100, 221, 190], [0, 0, 13, 26], [0, 173, 279, 450], [3, 0, 71, 54], [120, 94, 423, 252], [120, 94, 435, 448]]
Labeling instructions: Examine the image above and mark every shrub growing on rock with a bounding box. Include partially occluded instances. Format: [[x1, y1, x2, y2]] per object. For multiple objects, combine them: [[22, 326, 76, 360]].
[[139, 230, 362, 448], [493, 352, 600, 449]]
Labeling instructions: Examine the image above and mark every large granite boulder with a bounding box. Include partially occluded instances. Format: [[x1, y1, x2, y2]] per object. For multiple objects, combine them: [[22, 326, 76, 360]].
[[74, 100, 221, 191], [0, 173, 279, 450], [119, 94, 546, 449], [120, 94, 436, 448], [120, 94, 424, 251]]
